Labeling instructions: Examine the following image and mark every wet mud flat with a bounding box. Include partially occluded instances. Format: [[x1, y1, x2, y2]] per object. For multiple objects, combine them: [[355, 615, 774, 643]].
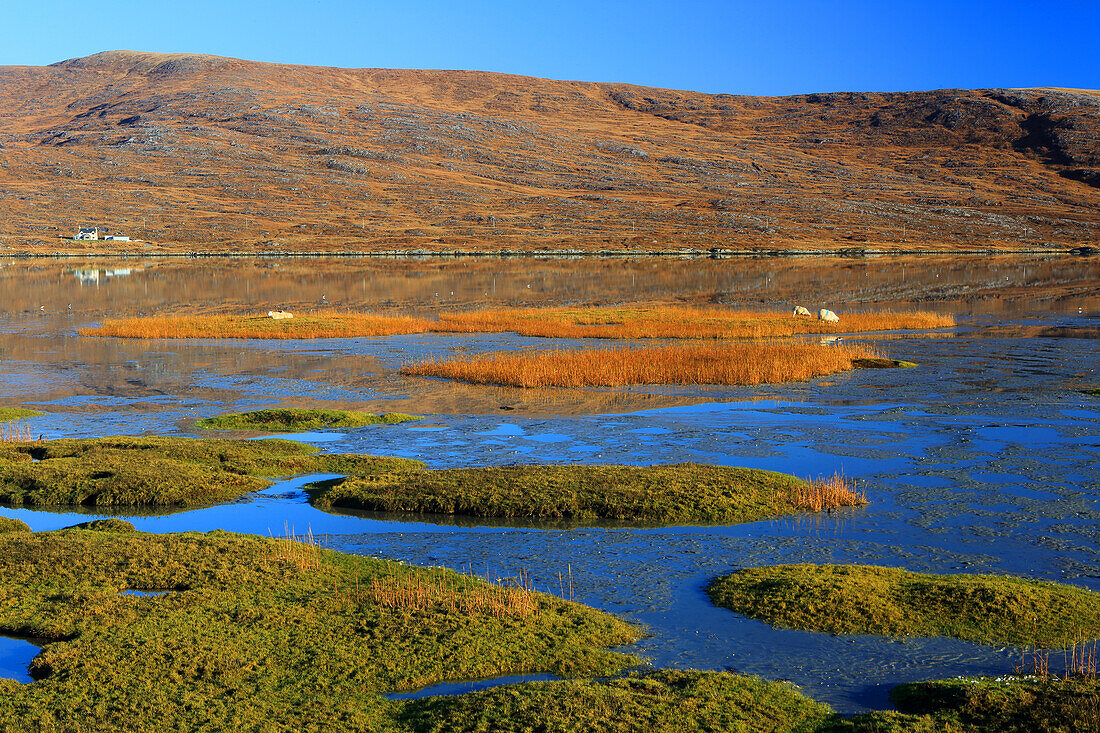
[[0, 256, 1097, 713]]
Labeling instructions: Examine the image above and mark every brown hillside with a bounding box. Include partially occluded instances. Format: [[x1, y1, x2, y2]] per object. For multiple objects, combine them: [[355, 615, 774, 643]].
[[0, 50, 1097, 253]]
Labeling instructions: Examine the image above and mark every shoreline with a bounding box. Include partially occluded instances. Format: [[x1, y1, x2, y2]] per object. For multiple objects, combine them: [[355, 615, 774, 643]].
[[0, 245, 1088, 259]]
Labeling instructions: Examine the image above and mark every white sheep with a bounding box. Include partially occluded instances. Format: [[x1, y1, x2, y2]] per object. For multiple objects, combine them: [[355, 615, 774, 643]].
[[792, 305, 812, 317], [818, 309, 840, 323]]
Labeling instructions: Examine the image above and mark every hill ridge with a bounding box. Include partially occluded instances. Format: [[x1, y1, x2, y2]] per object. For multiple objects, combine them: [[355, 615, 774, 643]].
[[0, 51, 1096, 252]]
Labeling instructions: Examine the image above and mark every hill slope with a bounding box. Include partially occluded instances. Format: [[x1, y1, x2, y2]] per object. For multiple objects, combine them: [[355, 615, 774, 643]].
[[0, 50, 1097, 253]]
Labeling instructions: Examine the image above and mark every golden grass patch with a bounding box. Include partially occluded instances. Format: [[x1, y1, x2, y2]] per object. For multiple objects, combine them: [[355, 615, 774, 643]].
[[83, 312, 434, 339], [433, 306, 954, 340], [401, 341, 880, 388], [81, 306, 954, 340]]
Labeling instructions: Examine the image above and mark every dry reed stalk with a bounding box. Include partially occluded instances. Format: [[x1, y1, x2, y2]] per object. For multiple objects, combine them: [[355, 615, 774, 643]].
[[1068, 638, 1099, 679], [267, 524, 322, 572], [1017, 637, 1098, 681], [790, 473, 867, 512], [402, 341, 880, 388], [367, 568, 539, 618], [0, 423, 35, 443]]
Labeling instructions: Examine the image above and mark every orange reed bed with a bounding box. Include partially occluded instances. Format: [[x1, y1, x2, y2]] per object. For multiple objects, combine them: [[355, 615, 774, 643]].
[[433, 306, 955, 340], [81, 313, 434, 339], [792, 473, 867, 512], [81, 306, 954, 340], [401, 341, 880, 388]]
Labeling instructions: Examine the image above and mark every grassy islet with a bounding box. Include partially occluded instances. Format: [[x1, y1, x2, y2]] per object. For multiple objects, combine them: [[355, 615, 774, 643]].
[[402, 342, 882, 388], [0, 408, 43, 422], [194, 408, 421, 432], [707, 564, 1100, 648], [398, 669, 833, 732], [309, 464, 866, 524], [82, 306, 955, 341]]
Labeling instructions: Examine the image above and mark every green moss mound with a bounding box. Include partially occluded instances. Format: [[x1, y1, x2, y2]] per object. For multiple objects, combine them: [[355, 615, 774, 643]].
[[0, 529, 638, 731], [65, 518, 136, 532], [1082, 388, 1100, 397], [0, 516, 30, 534], [824, 676, 1100, 732], [0, 437, 421, 507], [0, 408, 43, 422], [852, 358, 919, 369], [398, 670, 832, 733], [195, 408, 421, 432], [309, 463, 826, 524], [708, 564, 1100, 648]]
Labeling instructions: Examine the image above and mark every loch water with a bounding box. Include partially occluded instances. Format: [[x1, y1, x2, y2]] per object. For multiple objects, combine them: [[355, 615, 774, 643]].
[[0, 254, 1097, 712]]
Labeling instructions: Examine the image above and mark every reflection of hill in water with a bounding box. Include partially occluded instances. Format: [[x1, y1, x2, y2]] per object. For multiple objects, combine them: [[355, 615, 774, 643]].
[[2, 255, 1098, 321], [0, 255, 1095, 416]]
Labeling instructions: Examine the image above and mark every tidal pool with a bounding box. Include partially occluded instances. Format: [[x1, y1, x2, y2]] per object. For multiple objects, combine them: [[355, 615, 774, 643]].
[[0, 255, 1097, 712], [0, 635, 41, 684]]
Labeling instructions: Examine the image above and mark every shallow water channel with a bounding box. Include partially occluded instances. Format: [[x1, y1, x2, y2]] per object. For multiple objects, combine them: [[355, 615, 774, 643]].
[[0, 254, 1098, 713]]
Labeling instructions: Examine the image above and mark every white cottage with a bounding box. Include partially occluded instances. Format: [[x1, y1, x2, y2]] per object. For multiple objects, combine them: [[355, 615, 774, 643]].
[[74, 227, 99, 241]]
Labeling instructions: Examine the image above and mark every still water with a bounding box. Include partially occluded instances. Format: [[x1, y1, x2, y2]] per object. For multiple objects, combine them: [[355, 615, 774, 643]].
[[0, 255, 1097, 712]]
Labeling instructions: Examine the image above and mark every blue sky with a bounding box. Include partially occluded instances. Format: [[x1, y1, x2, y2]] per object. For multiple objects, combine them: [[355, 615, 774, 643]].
[[5, 1, 1098, 95]]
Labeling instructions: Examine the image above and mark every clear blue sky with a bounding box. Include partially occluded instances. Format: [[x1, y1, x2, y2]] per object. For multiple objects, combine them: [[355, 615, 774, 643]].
[[5, 1, 1098, 95]]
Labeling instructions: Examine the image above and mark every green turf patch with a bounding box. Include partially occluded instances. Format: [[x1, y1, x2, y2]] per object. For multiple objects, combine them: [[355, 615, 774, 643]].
[[397, 669, 832, 733], [0, 408, 42, 422], [852, 358, 919, 369], [0, 516, 30, 534], [0, 529, 638, 730], [830, 676, 1100, 732], [308, 463, 855, 524], [1082, 388, 1100, 397], [194, 408, 421, 432], [0, 437, 420, 507], [707, 564, 1100, 648]]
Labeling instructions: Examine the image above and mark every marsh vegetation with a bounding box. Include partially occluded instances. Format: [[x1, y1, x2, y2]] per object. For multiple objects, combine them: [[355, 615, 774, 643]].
[[402, 342, 883, 388], [0, 409, 42, 422], [707, 564, 1100, 648], [0, 437, 417, 507], [0, 436, 862, 524], [194, 408, 421, 432], [82, 306, 954, 341], [0, 528, 637, 730], [309, 465, 866, 523]]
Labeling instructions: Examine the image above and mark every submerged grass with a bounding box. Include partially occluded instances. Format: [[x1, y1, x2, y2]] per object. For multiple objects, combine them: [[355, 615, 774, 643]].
[[0, 528, 639, 731], [194, 408, 421, 432], [82, 306, 955, 341], [309, 465, 867, 524], [0, 436, 419, 507], [707, 564, 1100, 649], [402, 341, 882, 388]]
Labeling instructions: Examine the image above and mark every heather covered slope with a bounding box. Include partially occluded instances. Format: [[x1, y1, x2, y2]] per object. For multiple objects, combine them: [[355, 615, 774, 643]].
[[0, 50, 1097, 252]]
